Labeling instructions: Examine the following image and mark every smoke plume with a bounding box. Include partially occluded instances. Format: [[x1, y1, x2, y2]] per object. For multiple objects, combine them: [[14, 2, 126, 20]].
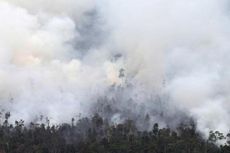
[[0, 0, 230, 138]]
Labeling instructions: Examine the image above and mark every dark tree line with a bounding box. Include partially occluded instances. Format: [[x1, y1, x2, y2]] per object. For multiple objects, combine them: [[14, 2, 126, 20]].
[[0, 112, 229, 153]]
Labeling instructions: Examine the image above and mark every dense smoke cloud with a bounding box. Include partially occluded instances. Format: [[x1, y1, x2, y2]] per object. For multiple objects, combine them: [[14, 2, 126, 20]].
[[0, 0, 230, 138]]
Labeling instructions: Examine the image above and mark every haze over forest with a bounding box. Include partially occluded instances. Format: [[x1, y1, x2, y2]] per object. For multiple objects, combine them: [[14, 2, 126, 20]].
[[0, 0, 230, 144]]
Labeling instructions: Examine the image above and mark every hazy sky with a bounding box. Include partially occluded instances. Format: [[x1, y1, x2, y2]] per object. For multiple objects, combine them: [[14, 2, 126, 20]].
[[0, 0, 230, 138]]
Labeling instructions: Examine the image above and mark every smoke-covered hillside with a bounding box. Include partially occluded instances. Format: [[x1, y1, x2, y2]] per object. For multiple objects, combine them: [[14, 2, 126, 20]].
[[0, 0, 230, 140]]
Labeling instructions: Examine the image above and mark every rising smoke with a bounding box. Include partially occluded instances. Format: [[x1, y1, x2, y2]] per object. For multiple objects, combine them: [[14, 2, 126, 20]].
[[0, 0, 230, 138]]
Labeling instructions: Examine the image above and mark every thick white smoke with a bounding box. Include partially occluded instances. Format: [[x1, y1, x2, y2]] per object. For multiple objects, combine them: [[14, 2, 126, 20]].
[[103, 0, 230, 137], [0, 0, 230, 138]]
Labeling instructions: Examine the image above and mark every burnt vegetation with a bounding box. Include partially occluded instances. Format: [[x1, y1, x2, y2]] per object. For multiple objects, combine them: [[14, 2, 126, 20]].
[[0, 112, 229, 153]]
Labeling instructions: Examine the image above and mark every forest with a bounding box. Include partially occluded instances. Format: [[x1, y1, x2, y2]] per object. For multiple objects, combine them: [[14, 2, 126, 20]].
[[0, 112, 229, 153]]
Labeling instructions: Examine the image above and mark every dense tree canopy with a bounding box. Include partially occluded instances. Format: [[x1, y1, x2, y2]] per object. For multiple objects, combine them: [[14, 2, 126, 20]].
[[0, 113, 229, 153]]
